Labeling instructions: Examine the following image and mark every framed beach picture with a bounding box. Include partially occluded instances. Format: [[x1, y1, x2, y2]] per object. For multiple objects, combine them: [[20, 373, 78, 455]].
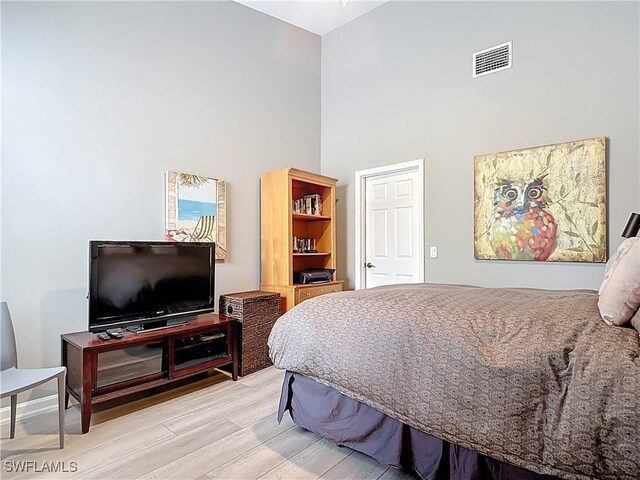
[[165, 171, 227, 260], [474, 137, 607, 263]]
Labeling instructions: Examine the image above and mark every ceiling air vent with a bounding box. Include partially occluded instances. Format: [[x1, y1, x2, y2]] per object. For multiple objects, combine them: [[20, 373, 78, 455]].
[[473, 41, 512, 78]]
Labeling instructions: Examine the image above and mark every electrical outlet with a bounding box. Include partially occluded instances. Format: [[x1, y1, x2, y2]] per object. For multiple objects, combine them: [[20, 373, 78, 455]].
[[430, 246, 438, 258]]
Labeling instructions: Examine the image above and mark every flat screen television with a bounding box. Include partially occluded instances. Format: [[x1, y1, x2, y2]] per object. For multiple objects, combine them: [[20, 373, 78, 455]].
[[89, 241, 215, 332]]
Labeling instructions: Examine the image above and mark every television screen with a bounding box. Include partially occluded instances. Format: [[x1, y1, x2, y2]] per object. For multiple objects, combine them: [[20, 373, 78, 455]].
[[89, 241, 215, 331]]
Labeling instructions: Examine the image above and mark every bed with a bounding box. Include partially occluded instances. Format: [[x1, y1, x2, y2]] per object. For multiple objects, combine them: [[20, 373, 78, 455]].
[[268, 283, 640, 480]]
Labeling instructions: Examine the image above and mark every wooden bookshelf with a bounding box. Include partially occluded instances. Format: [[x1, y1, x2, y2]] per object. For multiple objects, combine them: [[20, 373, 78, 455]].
[[260, 168, 343, 312]]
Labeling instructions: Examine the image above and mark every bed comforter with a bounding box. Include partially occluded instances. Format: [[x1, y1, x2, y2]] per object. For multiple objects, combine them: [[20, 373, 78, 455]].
[[268, 283, 640, 480]]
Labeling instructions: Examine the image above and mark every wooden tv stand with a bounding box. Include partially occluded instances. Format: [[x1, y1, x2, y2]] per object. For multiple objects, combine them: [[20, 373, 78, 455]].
[[61, 313, 238, 433]]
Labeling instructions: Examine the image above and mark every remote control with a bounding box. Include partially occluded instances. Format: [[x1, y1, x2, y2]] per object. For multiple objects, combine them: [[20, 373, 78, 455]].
[[96, 332, 110, 341], [106, 329, 124, 339]]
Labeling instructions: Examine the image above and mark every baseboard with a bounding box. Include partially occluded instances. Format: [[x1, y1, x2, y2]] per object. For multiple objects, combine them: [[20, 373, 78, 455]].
[[0, 394, 58, 425]]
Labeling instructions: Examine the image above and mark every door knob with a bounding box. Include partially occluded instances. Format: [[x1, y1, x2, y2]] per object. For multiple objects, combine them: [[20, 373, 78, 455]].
[[365, 262, 376, 269]]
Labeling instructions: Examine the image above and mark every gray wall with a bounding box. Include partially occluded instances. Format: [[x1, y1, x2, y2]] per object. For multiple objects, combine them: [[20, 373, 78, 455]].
[[321, 1, 639, 290], [1, 0, 320, 394], [2, 0, 639, 403]]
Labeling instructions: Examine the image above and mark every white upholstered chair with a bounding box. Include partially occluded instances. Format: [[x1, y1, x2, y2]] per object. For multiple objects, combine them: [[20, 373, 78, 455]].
[[0, 302, 66, 448]]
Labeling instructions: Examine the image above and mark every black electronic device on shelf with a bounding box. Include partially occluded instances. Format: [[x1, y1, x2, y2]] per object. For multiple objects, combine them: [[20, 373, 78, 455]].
[[294, 268, 335, 284], [88, 241, 215, 332]]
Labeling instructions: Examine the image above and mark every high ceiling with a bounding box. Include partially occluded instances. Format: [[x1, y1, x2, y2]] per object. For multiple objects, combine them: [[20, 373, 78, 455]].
[[234, 0, 391, 36]]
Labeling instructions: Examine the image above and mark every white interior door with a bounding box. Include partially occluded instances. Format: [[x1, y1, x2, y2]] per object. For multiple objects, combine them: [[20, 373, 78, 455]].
[[360, 163, 424, 289]]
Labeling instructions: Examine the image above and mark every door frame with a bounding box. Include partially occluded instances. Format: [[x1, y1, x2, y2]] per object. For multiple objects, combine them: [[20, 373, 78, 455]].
[[354, 158, 425, 290]]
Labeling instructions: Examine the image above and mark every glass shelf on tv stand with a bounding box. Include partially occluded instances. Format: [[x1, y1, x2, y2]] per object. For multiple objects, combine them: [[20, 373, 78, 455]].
[[96, 344, 164, 388]]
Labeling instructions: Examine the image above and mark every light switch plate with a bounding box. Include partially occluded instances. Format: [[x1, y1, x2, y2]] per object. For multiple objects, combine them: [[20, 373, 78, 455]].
[[430, 246, 438, 258]]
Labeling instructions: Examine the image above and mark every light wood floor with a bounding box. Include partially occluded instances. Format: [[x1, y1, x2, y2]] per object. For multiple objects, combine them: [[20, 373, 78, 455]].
[[1, 367, 415, 480]]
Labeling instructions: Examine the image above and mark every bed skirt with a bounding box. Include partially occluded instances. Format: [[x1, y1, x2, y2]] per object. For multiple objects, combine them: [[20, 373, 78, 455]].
[[278, 371, 559, 480]]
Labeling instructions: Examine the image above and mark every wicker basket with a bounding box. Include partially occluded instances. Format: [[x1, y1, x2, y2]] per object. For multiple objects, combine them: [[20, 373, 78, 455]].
[[219, 290, 281, 376]]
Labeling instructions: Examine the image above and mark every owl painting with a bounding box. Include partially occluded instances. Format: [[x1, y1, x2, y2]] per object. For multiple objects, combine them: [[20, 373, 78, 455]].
[[474, 137, 607, 263], [488, 175, 557, 261]]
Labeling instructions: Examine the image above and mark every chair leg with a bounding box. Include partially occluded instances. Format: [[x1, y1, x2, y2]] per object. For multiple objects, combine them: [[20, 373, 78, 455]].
[[57, 373, 65, 449], [10, 395, 17, 439]]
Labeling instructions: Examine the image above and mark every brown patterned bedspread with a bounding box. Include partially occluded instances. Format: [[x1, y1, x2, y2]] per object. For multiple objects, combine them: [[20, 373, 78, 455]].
[[268, 283, 640, 480]]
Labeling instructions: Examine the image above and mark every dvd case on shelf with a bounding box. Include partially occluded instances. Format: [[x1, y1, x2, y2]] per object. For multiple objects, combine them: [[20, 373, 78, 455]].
[[293, 194, 321, 215]]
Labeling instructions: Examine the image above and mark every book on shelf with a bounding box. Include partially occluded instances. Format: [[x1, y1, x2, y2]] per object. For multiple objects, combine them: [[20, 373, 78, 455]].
[[292, 194, 322, 216]]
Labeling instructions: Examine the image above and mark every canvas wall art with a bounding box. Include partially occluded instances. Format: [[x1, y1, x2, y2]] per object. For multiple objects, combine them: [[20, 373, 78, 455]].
[[474, 137, 607, 263], [165, 171, 227, 260]]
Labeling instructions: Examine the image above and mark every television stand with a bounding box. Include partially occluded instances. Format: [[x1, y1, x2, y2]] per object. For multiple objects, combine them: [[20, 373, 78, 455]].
[[61, 312, 238, 433]]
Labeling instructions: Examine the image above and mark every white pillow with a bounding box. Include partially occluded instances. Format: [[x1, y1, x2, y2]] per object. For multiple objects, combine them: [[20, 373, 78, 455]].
[[599, 238, 637, 294], [598, 237, 640, 326], [630, 308, 640, 333]]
